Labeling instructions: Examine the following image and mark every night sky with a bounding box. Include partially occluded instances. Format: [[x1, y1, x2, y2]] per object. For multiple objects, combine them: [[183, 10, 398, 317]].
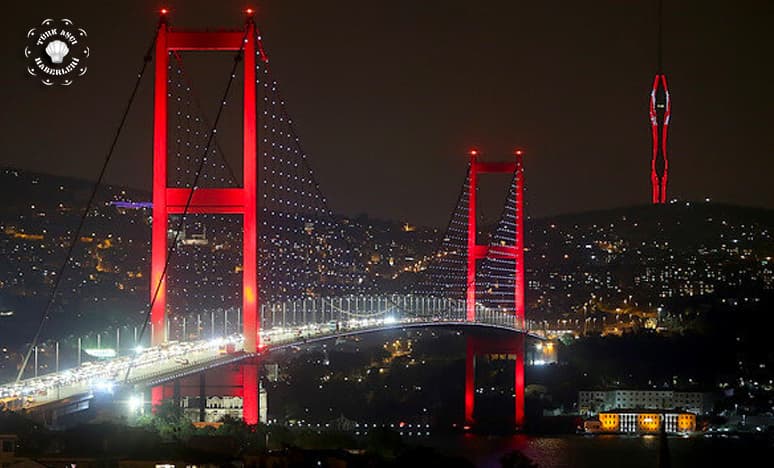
[[1, 0, 772, 227]]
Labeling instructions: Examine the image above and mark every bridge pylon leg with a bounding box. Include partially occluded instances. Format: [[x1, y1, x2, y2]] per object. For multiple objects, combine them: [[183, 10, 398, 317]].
[[151, 385, 163, 412], [464, 339, 475, 427], [242, 362, 259, 425], [464, 334, 525, 430], [515, 334, 525, 427]]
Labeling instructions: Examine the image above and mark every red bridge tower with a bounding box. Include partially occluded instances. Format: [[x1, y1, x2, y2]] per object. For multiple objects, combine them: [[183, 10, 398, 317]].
[[464, 149, 526, 428], [149, 11, 260, 424]]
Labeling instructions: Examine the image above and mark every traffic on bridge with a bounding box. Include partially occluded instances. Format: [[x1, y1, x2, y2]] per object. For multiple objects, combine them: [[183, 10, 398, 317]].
[[1, 297, 530, 413]]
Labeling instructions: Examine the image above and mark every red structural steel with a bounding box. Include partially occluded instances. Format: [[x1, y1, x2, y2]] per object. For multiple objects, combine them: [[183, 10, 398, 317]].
[[465, 151, 525, 329], [150, 19, 169, 349], [465, 334, 525, 427], [649, 74, 671, 204], [464, 339, 475, 425], [154, 361, 260, 425], [514, 152, 526, 330], [150, 15, 260, 423], [242, 363, 259, 425], [464, 150, 526, 428]]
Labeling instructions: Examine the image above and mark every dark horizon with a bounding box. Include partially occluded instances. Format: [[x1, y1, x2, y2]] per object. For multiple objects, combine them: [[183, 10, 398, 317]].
[[1, 0, 772, 227]]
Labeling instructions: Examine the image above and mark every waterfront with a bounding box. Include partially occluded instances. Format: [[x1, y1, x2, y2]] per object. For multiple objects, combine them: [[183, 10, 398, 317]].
[[427, 434, 774, 467]]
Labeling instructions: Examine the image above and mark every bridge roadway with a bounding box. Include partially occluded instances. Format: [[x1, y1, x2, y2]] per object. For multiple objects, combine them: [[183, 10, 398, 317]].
[[1, 308, 535, 412]]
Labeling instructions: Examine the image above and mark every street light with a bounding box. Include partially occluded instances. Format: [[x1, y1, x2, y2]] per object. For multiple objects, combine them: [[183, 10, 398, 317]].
[[128, 394, 144, 415]]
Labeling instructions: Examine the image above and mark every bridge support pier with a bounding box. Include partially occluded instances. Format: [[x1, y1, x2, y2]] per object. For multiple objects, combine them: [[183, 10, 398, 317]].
[[464, 334, 525, 429], [148, 360, 261, 423], [151, 385, 163, 412], [242, 362, 259, 425]]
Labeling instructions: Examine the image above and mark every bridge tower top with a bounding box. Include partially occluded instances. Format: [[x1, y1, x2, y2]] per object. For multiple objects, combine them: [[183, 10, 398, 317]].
[[150, 11, 261, 353], [465, 149, 525, 330]]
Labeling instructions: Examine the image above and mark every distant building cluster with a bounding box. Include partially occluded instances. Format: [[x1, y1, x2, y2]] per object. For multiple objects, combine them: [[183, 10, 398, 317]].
[[0, 169, 436, 318], [1, 168, 774, 349], [180, 393, 267, 424], [578, 389, 712, 416], [584, 410, 696, 434], [521, 206, 774, 334]]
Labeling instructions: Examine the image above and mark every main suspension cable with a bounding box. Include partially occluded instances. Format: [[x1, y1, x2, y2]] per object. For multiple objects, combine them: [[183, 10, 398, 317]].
[[15, 24, 161, 384]]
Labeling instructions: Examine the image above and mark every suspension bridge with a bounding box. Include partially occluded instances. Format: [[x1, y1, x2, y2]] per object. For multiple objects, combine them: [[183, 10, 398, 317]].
[[1, 10, 534, 429]]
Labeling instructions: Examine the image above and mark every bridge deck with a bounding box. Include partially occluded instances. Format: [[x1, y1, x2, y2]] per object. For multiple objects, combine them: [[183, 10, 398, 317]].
[[2, 313, 536, 411]]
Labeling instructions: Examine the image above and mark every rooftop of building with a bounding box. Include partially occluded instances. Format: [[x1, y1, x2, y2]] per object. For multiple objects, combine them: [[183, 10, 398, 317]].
[[599, 408, 697, 415]]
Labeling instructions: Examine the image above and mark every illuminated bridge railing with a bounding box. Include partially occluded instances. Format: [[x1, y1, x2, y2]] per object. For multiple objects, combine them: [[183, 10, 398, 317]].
[[0, 295, 525, 410], [258, 294, 523, 331]]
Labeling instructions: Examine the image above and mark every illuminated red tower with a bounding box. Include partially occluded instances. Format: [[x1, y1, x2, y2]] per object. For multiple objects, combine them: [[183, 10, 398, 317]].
[[465, 149, 525, 328], [464, 149, 526, 428], [649, 0, 671, 204], [465, 334, 525, 428], [150, 10, 260, 423]]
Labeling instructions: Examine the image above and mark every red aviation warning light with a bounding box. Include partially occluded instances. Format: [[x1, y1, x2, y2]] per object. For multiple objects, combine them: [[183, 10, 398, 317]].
[[514, 149, 524, 156], [245, 7, 255, 16], [160, 8, 169, 15]]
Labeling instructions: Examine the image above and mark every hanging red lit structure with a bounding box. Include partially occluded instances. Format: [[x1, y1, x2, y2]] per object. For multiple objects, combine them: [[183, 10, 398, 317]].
[[149, 10, 260, 424], [649, 75, 670, 204], [649, 0, 671, 204]]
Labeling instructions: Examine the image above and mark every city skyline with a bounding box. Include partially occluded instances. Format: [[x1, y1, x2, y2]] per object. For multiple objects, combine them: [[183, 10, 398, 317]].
[[2, 2, 774, 458], [1, 0, 772, 228], [2, 1, 774, 226]]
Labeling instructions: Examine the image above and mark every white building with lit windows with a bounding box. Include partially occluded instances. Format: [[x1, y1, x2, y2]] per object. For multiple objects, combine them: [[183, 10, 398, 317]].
[[578, 389, 711, 416]]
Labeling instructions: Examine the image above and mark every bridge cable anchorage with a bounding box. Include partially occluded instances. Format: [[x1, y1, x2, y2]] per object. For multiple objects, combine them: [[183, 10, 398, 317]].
[[124, 23, 252, 384], [15, 22, 163, 384]]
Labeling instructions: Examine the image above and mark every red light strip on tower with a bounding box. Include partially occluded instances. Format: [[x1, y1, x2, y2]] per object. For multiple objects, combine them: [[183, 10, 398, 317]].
[[649, 74, 670, 204], [660, 74, 670, 204], [649, 76, 660, 204]]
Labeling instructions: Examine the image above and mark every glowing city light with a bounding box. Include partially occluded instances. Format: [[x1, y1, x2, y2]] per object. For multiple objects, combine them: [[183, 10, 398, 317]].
[[128, 394, 143, 412]]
